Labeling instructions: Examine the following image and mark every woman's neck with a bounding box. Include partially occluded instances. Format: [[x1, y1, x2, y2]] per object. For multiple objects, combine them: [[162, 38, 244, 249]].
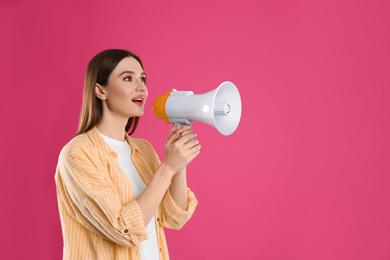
[[96, 111, 128, 141]]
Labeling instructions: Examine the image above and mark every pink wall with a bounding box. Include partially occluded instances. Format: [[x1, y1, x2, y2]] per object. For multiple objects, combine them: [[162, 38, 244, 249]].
[[1, 0, 390, 259]]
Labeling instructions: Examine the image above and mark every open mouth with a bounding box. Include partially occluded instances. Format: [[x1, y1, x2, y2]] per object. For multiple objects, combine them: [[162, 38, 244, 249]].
[[132, 96, 145, 105]]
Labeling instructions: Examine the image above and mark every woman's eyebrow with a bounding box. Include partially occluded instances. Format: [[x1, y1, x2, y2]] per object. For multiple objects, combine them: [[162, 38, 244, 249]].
[[119, 71, 146, 76]]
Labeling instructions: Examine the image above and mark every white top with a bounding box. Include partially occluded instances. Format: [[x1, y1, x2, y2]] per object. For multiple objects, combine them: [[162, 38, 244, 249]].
[[100, 133, 160, 260]]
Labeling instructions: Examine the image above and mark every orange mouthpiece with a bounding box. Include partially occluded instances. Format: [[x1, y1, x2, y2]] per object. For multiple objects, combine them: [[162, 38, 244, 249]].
[[153, 89, 174, 124]]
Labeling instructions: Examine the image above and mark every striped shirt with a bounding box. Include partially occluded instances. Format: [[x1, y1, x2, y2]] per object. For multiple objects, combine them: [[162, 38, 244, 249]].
[[55, 126, 198, 260]]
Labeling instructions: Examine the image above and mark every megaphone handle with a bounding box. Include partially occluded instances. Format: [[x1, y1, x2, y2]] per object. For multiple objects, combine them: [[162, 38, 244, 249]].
[[174, 123, 184, 127]]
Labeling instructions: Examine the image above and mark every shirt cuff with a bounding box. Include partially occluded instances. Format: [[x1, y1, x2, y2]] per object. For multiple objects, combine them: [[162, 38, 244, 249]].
[[162, 187, 198, 225], [120, 200, 148, 245]]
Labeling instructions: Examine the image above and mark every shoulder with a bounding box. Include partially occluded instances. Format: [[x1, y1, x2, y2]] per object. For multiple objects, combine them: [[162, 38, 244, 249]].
[[59, 133, 96, 161], [56, 133, 97, 179]]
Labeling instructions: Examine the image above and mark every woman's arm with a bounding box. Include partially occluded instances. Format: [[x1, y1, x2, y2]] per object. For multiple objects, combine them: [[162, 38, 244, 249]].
[[134, 163, 173, 225], [136, 125, 200, 225], [170, 168, 188, 210], [169, 125, 198, 210], [154, 125, 199, 230]]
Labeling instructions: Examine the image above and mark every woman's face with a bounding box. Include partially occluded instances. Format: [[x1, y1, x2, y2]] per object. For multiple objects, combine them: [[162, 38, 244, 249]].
[[99, 56, 148, 119]]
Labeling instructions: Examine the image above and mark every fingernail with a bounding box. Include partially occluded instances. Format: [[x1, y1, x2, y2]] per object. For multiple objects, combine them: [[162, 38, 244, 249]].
[[180, 129, 184, 133]]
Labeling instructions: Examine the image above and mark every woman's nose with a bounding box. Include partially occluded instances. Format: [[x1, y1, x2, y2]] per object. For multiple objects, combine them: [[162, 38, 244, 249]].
[[136, 80, 147, 92]]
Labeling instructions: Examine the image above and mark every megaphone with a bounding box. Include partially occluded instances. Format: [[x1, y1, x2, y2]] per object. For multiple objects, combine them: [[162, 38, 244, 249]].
[[153, 81, 241, 136]]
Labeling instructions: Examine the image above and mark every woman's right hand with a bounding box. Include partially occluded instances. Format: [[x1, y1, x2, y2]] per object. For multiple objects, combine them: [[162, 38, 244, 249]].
[[162, 125, 201, 176]]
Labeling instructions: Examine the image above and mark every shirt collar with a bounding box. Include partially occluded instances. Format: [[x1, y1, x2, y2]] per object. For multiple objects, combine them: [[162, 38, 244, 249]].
[[86, 126, 143, 156]]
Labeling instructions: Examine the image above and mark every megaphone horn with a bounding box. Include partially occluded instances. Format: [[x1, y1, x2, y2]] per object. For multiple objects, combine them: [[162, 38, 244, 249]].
[[153, 81, 241, 136]]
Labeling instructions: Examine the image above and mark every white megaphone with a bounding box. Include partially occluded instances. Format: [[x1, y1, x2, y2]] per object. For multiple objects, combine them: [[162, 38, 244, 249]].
[[153, 81, 241, 135]]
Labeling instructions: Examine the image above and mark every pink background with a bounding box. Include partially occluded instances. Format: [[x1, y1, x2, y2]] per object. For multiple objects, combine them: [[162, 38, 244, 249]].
[[1, 0, 390, 259]]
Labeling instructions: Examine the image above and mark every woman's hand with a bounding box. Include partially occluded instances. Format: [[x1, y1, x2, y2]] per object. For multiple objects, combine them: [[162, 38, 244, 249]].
[[162, 125, 201, 176]]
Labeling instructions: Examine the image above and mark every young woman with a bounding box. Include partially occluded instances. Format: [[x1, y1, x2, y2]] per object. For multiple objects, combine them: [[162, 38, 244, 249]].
[[55, 49, 200, 260]]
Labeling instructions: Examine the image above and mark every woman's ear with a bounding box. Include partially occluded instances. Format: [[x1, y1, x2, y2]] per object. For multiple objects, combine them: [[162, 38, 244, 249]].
[[95, 84, 107, 100]]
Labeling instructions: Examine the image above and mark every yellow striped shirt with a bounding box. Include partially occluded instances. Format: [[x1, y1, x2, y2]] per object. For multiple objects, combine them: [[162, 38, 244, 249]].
[[55, 126, 198, 260]]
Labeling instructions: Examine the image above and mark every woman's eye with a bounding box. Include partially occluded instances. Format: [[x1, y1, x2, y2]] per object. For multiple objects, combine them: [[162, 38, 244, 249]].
[[141, 77, 146, 83], [124, 76, 132, 81]]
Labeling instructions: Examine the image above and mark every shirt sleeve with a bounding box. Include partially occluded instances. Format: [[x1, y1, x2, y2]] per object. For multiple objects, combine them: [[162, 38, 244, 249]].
[[56, 146, 148, 247], [159, 186, 198, 230]]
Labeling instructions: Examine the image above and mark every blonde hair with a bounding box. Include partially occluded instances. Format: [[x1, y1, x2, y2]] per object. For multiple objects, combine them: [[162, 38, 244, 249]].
[[76, 49, 144, 136]]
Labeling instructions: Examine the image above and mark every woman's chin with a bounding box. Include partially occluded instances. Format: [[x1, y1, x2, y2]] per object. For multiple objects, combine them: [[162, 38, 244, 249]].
[[128, 111, 144, 118]]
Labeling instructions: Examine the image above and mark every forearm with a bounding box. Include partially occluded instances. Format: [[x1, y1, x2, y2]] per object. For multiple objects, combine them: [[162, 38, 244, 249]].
[[136, 163, 174, 225], [170, 167, 188, 210]]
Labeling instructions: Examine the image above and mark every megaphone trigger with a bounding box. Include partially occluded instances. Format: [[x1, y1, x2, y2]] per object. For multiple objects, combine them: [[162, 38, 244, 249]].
[[153, 81, 241, 136]]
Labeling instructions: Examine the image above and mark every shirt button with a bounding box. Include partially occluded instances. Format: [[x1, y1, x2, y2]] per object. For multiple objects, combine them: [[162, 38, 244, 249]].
[[124, 229, 129, 233]]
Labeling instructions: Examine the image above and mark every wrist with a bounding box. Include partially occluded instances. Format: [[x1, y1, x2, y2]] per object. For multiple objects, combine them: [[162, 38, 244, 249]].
[[174, 167, 186, 177], [158, 162, 176, 179]]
